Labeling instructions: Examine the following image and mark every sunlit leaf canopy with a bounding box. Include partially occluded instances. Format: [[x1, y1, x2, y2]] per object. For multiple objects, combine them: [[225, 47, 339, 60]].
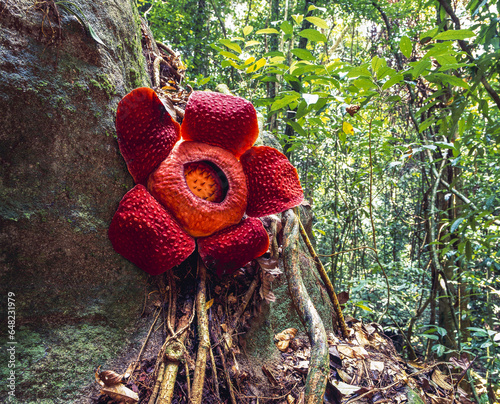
[[138, 0, 500, 395]]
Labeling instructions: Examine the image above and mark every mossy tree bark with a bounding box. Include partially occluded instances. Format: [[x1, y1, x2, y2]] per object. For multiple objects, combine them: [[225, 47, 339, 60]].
[[0, 1, 335, 401]]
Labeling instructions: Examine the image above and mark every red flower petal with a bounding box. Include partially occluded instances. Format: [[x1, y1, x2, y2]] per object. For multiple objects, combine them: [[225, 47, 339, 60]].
[[198, 218, 269, 277], [109, 185, 195, 276], [180, 91, 259, 158], [116, 87, 180, 185], [148, 141, 248, 237], [241, 146, 304, 217]]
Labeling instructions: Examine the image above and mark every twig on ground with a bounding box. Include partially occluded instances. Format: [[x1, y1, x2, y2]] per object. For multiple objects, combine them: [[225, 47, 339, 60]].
[[190, 257, 210, 404]]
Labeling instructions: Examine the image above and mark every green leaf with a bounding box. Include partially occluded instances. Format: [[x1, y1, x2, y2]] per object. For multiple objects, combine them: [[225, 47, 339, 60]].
[[400, 36, 412, 58], [356, 303, 373, 312], [298, 29, 327, 43], [347, 64, 371, 78], [56, 1, 108, 49], [435, 326, 447, 337], [420, 27, 439, 41], [418, 116, 437, 133], [434, 29, 475, 41], [421, 334, 439, 340], [435, 54, 458, 67], [377, 65, 394, 80], [423, 42, 453, 58], [244, 40, 260, 48], [343, 121, 354, 135], [409, 58, 431, 78], [290, 48, 316, 61], [371, 56, 385, 73], [256, 28, 280, 35], [285, 119, 307, 136], [433, 141, 455, 149], [243, 25, 253, 36], [271, 92, 301, 111], [354, 77, 375, 90], [305, 16, 329, 29], [465, 240, 473, 260], [450, 217, 464, 233], [219, 39, 242, 54], [219, 50, 240, 61], [292, 14, 303, 25], [382, 73, 403, 90], [428, 73, 470, 89], [246, 57, 266, 73], [280, 21, 293, 35]]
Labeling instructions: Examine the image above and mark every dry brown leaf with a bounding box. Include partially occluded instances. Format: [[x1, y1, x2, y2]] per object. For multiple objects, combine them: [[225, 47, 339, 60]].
[[259, 264, 282, 303], [331, 380, 360, 396], [337, 344, 368, 359], [286, 394, 295, 404], [275, 328, 298, 342], [370, 361, 385, 372], [338, 369, 352, 383], [262, 365, 279, 386], [354, 328, 371, 346], [277, 340, 290, 352], [293, 360, 309, 374], [427, 393, 453, 404], [431, 369, 453, 391], [100, 384, 139, 403], [95, 368, 124, 387]]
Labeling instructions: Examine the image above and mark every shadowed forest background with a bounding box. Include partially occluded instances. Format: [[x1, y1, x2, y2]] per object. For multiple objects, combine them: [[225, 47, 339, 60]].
[[0, 0, 499, 402], [137, 0, 500, 397]]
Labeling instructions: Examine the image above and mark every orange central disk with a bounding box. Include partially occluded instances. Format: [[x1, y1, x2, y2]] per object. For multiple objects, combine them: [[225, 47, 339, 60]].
[[184, 162, 224, 203]]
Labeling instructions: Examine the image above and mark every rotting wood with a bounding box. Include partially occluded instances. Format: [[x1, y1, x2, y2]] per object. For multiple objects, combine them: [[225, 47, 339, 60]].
[[189, 257, 210, 404], [282, 209, 329, 404], [294, 207, 349, 339]]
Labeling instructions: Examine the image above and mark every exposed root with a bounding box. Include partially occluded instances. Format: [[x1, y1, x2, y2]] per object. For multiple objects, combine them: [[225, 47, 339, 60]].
[[190, 257, 210, 404], [295, 207, 349, 339], [283, 209, 329, 404]]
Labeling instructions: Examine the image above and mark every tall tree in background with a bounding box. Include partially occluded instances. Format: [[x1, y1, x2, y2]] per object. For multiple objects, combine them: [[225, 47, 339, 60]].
[[143, 0, 500, 398]]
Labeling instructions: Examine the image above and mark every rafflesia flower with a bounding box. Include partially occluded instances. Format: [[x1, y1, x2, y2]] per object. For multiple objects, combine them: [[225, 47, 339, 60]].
[[109, 87, 303, 277]]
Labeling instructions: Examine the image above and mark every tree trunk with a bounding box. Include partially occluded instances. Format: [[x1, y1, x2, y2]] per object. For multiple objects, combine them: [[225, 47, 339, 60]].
[[0, 1, 334, 401]]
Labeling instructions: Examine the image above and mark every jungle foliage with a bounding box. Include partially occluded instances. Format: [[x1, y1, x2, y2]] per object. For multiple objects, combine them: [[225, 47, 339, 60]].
[[138, 0, 500, 400]]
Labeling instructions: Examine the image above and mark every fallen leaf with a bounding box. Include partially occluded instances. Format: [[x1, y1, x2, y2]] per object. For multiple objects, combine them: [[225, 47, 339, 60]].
[[331, 380, 361, 396], [293, 360, 310, 374], [95, 368, 124, 387], [262, 365, 279, 386], [337, 344, 368, 359], [277, 340, 290, 352], [431, 369, 453, 391], [370, 361, 385, 372], [100, 384, 139, 403], [329, 345, 342, 369], [275, 328, 298, 341]]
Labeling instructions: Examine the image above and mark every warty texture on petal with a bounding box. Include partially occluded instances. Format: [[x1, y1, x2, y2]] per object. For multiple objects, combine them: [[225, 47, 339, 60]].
[[180, 91, 259, 158], [115, 87, 180, 185], [108, 185, 195, 276], [241, 146, 304, 217], [198, 218, 269, 277]]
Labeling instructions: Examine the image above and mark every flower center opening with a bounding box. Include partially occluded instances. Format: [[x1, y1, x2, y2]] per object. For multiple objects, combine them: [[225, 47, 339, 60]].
[[184, 161, 228, 203]]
